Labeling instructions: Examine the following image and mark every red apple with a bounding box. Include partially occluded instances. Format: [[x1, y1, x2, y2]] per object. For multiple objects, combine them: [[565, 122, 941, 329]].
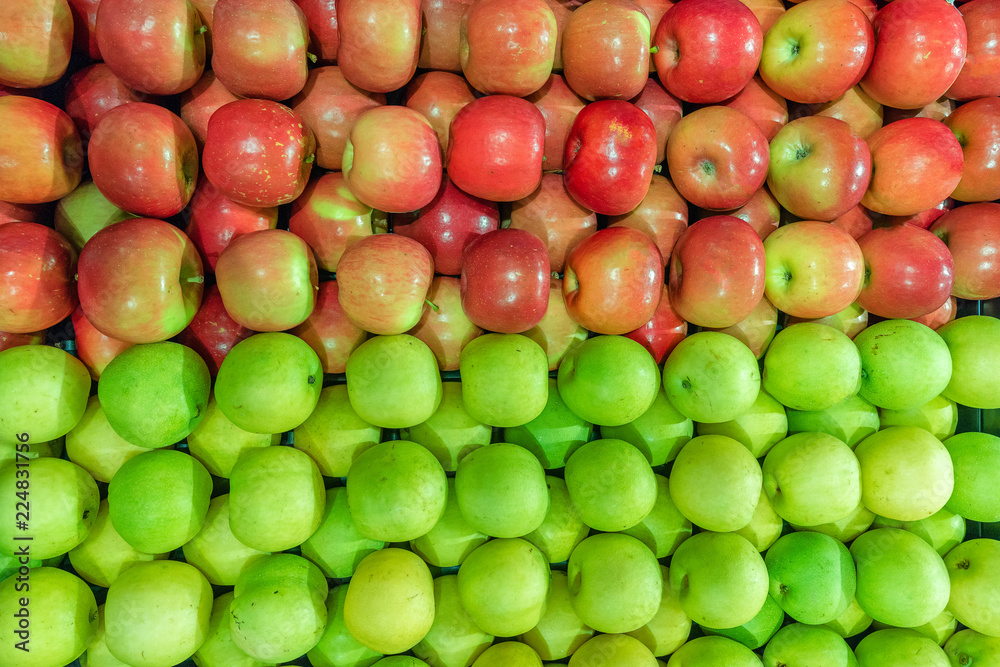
[[291, 280, 367, 374], [461, 228, 551, 334], [930, 203, 1000, 300], [292, 0, 339, 64], [701, 185, 782, 241], [88, 102, 199, 219], [0, 0, 73, 89], [404, 71, 476, 156], [634, 0, 674, 70], [523, 277, 588, 370], [720, 76, 789, 142], [0, 201, 45, 226], [882, 198, 955, 230], [0, 96, 83, 204], [337, 0, 421, 93], [526, 74, 588, 172], [831, 204, 874, 240], [705, 295, 779, 359], [608, 173, 689, 265], [509, 173, 598, 273], [71, 304, 133, 379], [909, 296, 956, 331], [175, 284, 255, 376], [202, 99, 316, 207], [561, 0, 651, 101], [407, 275, 483, 371], [944, 96, 1000, 203], [738, 0, 785, 34], [179, 69, 241, 152], [63, 64, 151, 143], [183, 178, 279, 271], [881, 96, 956, 125], [808, 85, 884, 139], [630, 77, 683, 165], [563, 226, 663, 335], [189, 0, 217, 55], [289, 172, 376, 273], [544, 0, 575, 71], [77, 218, 204, 344], [946, 0, 1000, 100], [0, 330, 47, 353], [667, 215, 766, 329], [419, 0, 475, 72], [0, 222, 77, 334], [67, 0, 102, 60], [563, 99, 658, 215], [625, 284, 688, 364]]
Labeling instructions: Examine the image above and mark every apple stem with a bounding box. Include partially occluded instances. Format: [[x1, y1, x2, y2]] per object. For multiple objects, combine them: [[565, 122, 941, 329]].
[[653, 164, 663, 174], [305, 154, 315, 164], [307, 52, 317, 63], [199, 25, 208, 34], [425, 298, 439, 312], [186, 276, 205, 284], [649, 46, 658, 54]]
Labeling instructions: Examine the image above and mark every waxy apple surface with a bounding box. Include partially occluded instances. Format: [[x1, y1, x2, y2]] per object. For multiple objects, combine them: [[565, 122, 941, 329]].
[[0, 95, 83, 205], [930, 203, 1000, 300], [0, 222, 77, 334], [0, 0, 73, 89], [561, 0, 651, 101], [336, 0, 421, 93]]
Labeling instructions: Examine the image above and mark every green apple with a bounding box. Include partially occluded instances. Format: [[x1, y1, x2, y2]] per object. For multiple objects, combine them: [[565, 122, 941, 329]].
[[665, 636, 763, 667], [0, 344, 91, 445], [55, 178, 136, 251], [307, 584, 382, 667], [107, 449, 212, 554], [401, 381, 491, 471], [564, 438, 657, 532], [83, 604, 131, 667], [944, 630, 1000, 667], [216, 332, 323, 433], [98, 341, 211, 448], [410, 477, 488, 568], [0, 438, 62, 468], [182, 494, 270, 586], [0, 566, 97, 667], [472, 642, 542, 666], [943, 432, 1000, 521], [569, 634, 657, 666], [937, 315, 1000, 409], [294, 383, 383, 477], [229, 445, 326, 552], [879, 395, 958, 441], [668, 531, 769, 630], [734, 488, 785, 552], [460, 333, 549, 427], [786, 394, 880, 448], [413, 574, 492, 667], [702, 595, 784, 651], [762, 431, 861, 526], [850, 528, 950, 628], [346, 439, 447, 542], [823, 596, 873, 639], [872, 607, 957, 646], [457, 538, 550, 638], [65, 395, 152, 483], [301, 486, 385, 578], [558, 334, 661, 426], [854, 629, 949, 667], [790, 502, 876, 543], [503, 378, 593, 469], [523, 475, 590, 564], [373, 658, 430, 667], [622, 474, 693, 558], [661, 331, 760, 423], [696, 389, 788, 457], [455, 442, 549, 538], [520, 570, 594, 661], [944, 539, 1000, 637], [104, 560, 213, 667], [853, 319, 952, 411], [627, 564, 691, 657], [68, 498, 168, 588], [871, 507, 966, 556], [762, 322, 861, 411], [187, 395, 279, 478], [762, 623, 858, 667], [669, 434, 762, 532], [854, 426, 954, 521], [765, 531, 856, 625], [192, 592, 269, 667], [600, 387, 693, 466]]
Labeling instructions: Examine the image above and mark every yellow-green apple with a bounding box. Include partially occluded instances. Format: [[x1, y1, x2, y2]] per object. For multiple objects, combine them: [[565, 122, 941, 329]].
[[879, 394, 957, 441], [701, 595, 783, 651], [653, 0, 763, 103], [854, 629, 948, 667], [460, 333, 548, 427], [564, 227, 663, 334], [68, 498, 168, 588], [65, 395, 152, 483], [523, 278, 588, 370], [292, 0, 338, 64], [669, 434, 762, 531], [288, 173, 375, 273], [457, 538, 549, 637], [938, 315, 1000, 408], [179, 69, 240, 152], [523, 475, 590, 564], [871, 507, 966, 556], [861, 118, 964, 216], [193, 593, 262, 667], [855, 224, 955, 319], [631, 77, 683, 164], [407, 277, 482, 372], [704, 295, 779, 359], [943, 432, 1000, 521], [462, 229, 550, 333], [943, 98, 1000, 202], [663, 331, 761, 423], [394, 174, 499, 277], [602, 387, 693, 466], [413, 575, 493, 666], [181, 494, 269, 586], [809, 85, 884, 140], [183, 180, 278, 272], [0, 96, 83, 204], [520, 569, 593, 660], [564, 438, 656, 531], [347, 335, 443, 429], [342, 106, 442, 214], [608, 173, 689, 267], [455, 442, 549, 538], [944, 630, 1000, 667], [405, 71, 476, 155], [289, 280, 365, 374], [472, 641, 543, 665], [502, 378, 592, 469], [460, 0, 556, 96], [931, 203, 1000, 300], [0, 344, 90, 446], [786, 393, 880, 448], [290, 66, 386, 171], [759, 0, 873, 104], [765, 532, 856, 625], [859, 0, 967, 110], [762, 323, 862, 411], [77, 218, 204, 344], [526, 73, 588, 171], [946, 0, 1000, 100], [292, 384, 380, 478], [409, 477, 488, 567], [418, 0, 473, 71], [0, 0, 73, 88], [307, 584, 382, 667], [96, 0, 205, 95], [563, 100, 658, 215], [855, 426, 954, 521], [733, 489, 784, 551], [720, 76, 789, 143], [0, 223, 76, 334], [561, 0, 650, 101], [63, 64, 150, 143], [792, 501, 876, 544], [763, 623, 860, 667], [945, 539, 1000, 637], [623, 474, 693, 559], [696, 389, 788, 458], [510, 172, 597, 274], [624, 285, 688, 364], [176, 285, 255, 376], [447, 95, 545, 202], [823, 596, 872, 639], [667, 635, 763, 666], [211, 0, 308, 99], [337, 0, 420, 93], [627, 562, 692, 656], [853, 319, 952, 410]]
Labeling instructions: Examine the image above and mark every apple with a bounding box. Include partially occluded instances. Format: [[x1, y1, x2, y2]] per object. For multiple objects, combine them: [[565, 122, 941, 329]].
[[702, 595, 784, 651], [786, 393, 880, 448], [292, 0, 338, 64], [291, 281, 367, 375], [64, 395, 152, 484], [55, 180, 135, 256], [871, 507, 966, 557], [601, 387, 694, 466], [667, 636, 763, 667], [762, 322, 862, 411], [792, 501, 876, 544], [0, 0, 73, 89], [763, 623, 861, 667], [938, 315, 1000, 409], [404, 71, 476, 156], [191, 592, 262, 667], [179, 69, 241, 152], [824, 596, 873, 639], [930, 203, 1000, 300], [946, 0, 1000, 100], [0, 223, 77, 335], [409, 477, 488, 568], [406, 276, 483, 372], [0, 95, 83, 204], [509, 172, 597, 274], [502, 379, 592, 469], [879, 394, 957, 441], [696, 389, 788, 458], [520, 569, 594, 661], [765, 531, 856, 625], [63, 63, 150, 143], [299, 485, 388, 577], [68, 498, 168, 589], [945, 540, 1000, 638], [307, 584, 382, 667], [881, 94, 957, 125], [944, 630, 1000, 667], [663, 331, 761, 423], [631, 77, 684, 165], [346, 334, 443, 429], [624, 285, 688, 364], [181, 494, 269, 586], [187, 395, 279, 478], [526, 73, 588, 171], [472, 642, 543, 665], [288, 173, 375, 274], [460, 333, 549, 427], [523, 476, 590, 564], [720, 76, 789, 143], [413, 575, 493, 667], [0, 330, 45, 354], [808, 85, 884, 140], [608, 173, 689, 268], [669, 434, 762, 532], [704, 295, 779, 360], [696, 183, 781, 243], [561, 0, 650, 101], [623, 474, 693, 559], [336, 0, 421, 93], [292, 384, 380, 478], [943, 98, 1000, 202], [456, 442, 549, 538], [417, 0, 473, 71], [564, 438, 656, 532], [523, 278, 589, 370], [67, 0, 102, 60], [176, 284, 256, 377], [943, 432, 1000, 522], [733, 489, 785, 552], [0, 200, 44, 226], [854, 628, 949, 667], [853, 319, 952, 411], [457, 538, 549, 637]]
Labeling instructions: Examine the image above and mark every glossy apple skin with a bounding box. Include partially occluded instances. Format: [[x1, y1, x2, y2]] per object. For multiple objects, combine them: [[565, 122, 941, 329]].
[[447, 95, 546, 202], [930, 203, 1000, 300], [808, 85, 884, 140], [831, 204, 874, 240], [702, 185, 781, 241], [342, 106, 443, 214], [189, 0, 217, 55], [882, 96, 956, 125], [666, 105, 769, 211], [88, 102, 199, 219], [71, 304, 132, 379], [524, 277, 588, 370], [0, 0, 73, 88], [667, 215, 766, 329], [739, 0, 785, 33], [77, 218, 204, 344], [337, 0, 421, 93], [175, 284, 254, 376], [215, 228, 319, 332], [705, 294, 779, 359], [945, 97, 1000, 203], [526, 74, 588, 172], [509, 172, 598, 273], [720, 76, 789, 142], [211, 0, 309, 100], [203, 99, 316, 208], [859, 0, 967, 110], [625, 284, 688, 364], [561, 0, 650, 101], [0, 223, 77, 334], [0, 96, 83, 205], [179, 69, 241, 152], [947, 0, 1000, 100], [608, 173, 689, 266], [63, 64, 150, 143], [563, 100, 657, 215], [563, 226, 663, 335], [544, 0, 574, 71], [291, 66, 386, 171], [289, 171, 375, 272], [856, 224, 955, 319], [461, 228, 551, 334], [407, 275, 483, 371], [291, 280, 366, 374], [0, 201, 44, 226], [909, 295, 955, 331], [861, 118, 964, 217], [653, 0, 763, 104], [404, 71, 476, 156], [68, 0, 103, 60], [291, 0, 339, 64], [785, 300, 868, 340], [183, 178, 279, 272], [460, 0, 557, 96], [393, 174, 500, 277], [630, 77, 683, 165], [95, 0, 205, 95], [0, 330, 46, 353], [883, 198, 955, 230], [419, 0, 475, 71]]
